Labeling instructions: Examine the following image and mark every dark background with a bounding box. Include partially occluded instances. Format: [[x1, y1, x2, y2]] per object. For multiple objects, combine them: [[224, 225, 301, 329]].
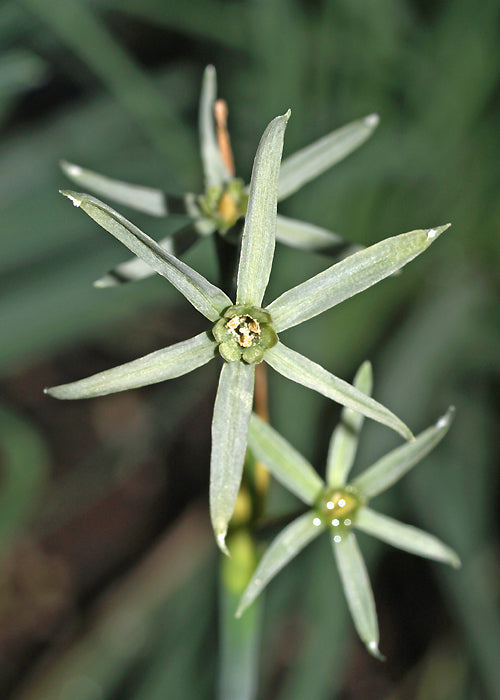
[[0, 0, 499, 698]]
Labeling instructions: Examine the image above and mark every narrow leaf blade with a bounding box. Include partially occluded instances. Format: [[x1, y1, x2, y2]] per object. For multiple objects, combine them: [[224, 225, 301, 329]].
[[60, 191, 231, 321], [210, 362, 255, 552], [268, 224, 451, 332], [353, 407, 454, 499], [236, 512, 322, 618], [265, 343, 412, 440], [248, 413, 324, 505], [45, 332, 216, 399], [355, 507, 460, 568], [326, 361, 373, 487], [278, 114, 379, 201], [236, 112, 290, 307], [332, 532, 382, 658], [199, 65, 230, 188]]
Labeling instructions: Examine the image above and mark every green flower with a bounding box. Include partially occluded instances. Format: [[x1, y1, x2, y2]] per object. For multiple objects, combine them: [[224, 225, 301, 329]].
[[46, 111, 449, 552], [236, 362, 460, 657], [61, 65, 377, 286]]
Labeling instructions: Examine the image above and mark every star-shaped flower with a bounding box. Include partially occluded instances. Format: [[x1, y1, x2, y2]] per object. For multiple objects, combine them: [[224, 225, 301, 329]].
[[236, 362, 460, 657], [46, 111, 449, 552], [61, 65, 377, 286]]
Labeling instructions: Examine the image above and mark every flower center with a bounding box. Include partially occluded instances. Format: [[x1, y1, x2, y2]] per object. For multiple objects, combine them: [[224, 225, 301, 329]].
[[212, 305, 278, 364], [200, 179, 248, 233], [314, 486, 362, 542]]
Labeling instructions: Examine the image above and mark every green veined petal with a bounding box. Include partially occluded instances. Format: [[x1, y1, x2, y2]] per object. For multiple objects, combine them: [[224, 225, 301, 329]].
[[248, 413, 324, 505], [332, 532, 382, 659], [353, 407, 455, 499], [276, 214, 348, 252], [199, 65, 231, 188], [236, 111, 290, 307], [326, 361, 373, 487], [267, 224, 451, 333], [236, 512, 323, 618], [355, 507, 461, 568], [45, 332, 217, 399], [210, 362, 255, 553], [278, 114, 379, 201], [265, 343, 412, 440], [60, 191, 231, 320]]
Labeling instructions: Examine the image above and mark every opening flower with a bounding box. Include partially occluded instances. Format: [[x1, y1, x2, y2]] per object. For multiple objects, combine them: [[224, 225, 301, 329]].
[[236, 361, 460, 657]]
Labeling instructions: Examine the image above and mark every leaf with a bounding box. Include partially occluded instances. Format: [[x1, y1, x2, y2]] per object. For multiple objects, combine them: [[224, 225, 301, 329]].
[[199, 65, 231, 188], [210, 362, 255, 553], [236, 111, 290, 307], [278, 114, 379, 201], [355, 507, 460, 568], [332, 532, 382, 659], [60, 191, 231, 320], [353, 407, 454, 499], [248, 414, 324, 505], [267, 224, 451, 332], [236, 512, 322, 618], [326, 361, 373, 487], [265, 343, 412, 440], [45, 332, 216, 399]]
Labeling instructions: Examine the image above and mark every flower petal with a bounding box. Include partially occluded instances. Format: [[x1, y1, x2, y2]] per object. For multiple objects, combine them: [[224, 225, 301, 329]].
[[248, 413, 324, 505], [210, 362, 255, 553], [353, 407, 455, 499], [199, 65, 231, 188], [236, 512, 322, 618], [278, 114, 379, 201], [326, 361, 373, 487], [267, 224, 451, 333], [236, 112, 290, 307], [45, 332, 217, 399], [355, 507, 460, 568], [332, 532, 382, 659], [276, 214, 361, 256], [60, 191, 231, 321], [265, 343, 412, 440]]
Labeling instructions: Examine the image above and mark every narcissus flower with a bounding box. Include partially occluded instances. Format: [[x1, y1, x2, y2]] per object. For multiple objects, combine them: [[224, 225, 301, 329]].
[[237, 362, 460, 657], [46, 111, 449, 553]]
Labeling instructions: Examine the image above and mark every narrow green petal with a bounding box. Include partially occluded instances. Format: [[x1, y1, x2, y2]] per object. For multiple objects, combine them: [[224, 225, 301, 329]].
[[276, 214, 347, 252], [210, 362, 255, 552], [268, 224, 451, 332], [332, 532, 382, 659], [236, 112, 290, 307], [199, 65, 231, 188], [326, 361, 373, 487], [278, 114, 379, 201], [353, 407, 455, 499], [94, 221, 216, 287], [355, 507, 461, 568], [236, 512, 323, 618], [60, 191, 231, 320], [248, 414, 324, 505], [265, 343, 412, 440], [61, 160, 168, 216], [45, 332, 217, 399]]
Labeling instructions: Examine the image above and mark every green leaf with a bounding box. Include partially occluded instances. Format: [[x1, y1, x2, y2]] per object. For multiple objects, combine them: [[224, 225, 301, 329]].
[[276, 214, 359, 255], [45, 332, 216, 399], [353, 407, 454, 499], [236, 512, 322, 618], [278, 114, 379, 201], [236, 112, 290, 307], [60, 191, 231, 320], [199, 65, 231, 188], [248, 414, 324, 505], [355, 507, 460, 568], [332, 532, 382, 659], [326, 361, 373, 487], [267, 224, 451, 333], [210, 362, 255, 552], [265, 343, 412, 440]]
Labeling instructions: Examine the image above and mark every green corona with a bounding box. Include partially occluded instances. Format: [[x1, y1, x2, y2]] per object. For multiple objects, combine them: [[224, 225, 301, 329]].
[[212, 305, 278, 364], [199, 179, 248, 233], [314, 486, 363, 542]]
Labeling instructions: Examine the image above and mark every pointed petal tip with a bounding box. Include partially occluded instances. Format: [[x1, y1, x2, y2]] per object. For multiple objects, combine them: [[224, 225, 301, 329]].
[[436, 405, 455, 430], [93, 276, 114, 289], [367, 640, 385, 661], [234, 603, 244, 619], [426, 222, 451, 241], [216, 531, 230, 556], [60, 160, 82, 177], [364, 113, 380, 128], [59, 189, 82, 207]]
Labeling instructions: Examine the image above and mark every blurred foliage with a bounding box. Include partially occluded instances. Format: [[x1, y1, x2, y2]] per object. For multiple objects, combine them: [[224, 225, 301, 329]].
[[0, 0, 498, 698]]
